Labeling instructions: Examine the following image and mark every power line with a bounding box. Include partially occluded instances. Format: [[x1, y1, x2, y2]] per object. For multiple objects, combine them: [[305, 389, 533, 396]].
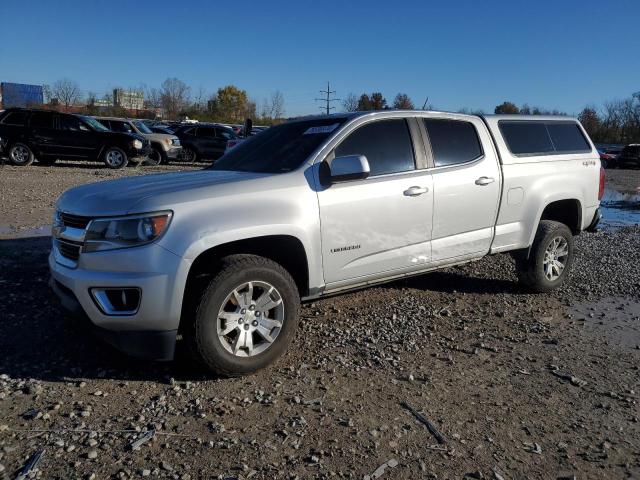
[[315, 81, 340, 115]]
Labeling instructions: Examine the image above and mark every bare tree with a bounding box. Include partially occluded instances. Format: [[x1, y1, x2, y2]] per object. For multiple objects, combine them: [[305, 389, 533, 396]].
[[142, 85, 162, 110], [160, 78, 191, 118], [342, 93, 359, 112], [193, 86, 207, 111], [268, 91, 285, 119], [52, 78, 82, 111]]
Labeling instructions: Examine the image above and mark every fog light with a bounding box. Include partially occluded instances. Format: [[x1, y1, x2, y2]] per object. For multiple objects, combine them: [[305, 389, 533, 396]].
[[90, 288, 141, 316]]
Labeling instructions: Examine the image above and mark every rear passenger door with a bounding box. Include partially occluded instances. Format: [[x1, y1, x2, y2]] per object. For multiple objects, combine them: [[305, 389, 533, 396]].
[[28, 111, 57, 157], [421, 117, 501, 261], [195, 127, 220, 158], [318, 117, 433, 285]]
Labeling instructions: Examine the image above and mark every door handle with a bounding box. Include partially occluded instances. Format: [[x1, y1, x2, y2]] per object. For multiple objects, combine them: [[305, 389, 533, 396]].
[[475, 176, 495, 186], [403, 186, 429, 196]]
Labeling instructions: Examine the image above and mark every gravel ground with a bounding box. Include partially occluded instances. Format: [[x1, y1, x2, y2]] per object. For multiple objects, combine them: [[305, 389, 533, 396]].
[[0, 161, 202, 238], [0, 163, 639, 479]]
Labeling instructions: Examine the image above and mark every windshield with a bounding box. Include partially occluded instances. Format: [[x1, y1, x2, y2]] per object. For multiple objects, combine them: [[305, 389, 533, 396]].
[[81, 116, 109, 132], [133, 120, 153, 134], [211, 118, 346, 173]]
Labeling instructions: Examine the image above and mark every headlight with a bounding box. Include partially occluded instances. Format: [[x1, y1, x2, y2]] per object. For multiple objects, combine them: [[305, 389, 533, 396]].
[[133, 139, 143, 149], [84, 211, 172, 252], [172, 138, 180, 146]]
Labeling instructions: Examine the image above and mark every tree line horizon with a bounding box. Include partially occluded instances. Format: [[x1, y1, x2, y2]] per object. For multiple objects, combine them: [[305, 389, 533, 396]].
[[40, 77, 639, 144]]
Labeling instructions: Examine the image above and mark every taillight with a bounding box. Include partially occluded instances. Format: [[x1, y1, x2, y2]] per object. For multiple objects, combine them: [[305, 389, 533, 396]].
[[598, 166, 605, 200]]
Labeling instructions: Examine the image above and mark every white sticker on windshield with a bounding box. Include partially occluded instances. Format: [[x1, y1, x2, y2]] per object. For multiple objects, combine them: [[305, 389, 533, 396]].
[[303, 123, 340, 135]]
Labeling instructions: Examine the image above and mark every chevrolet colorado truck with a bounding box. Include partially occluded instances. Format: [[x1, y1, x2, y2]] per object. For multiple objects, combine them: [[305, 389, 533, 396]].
[[49, 111, 604, 376]]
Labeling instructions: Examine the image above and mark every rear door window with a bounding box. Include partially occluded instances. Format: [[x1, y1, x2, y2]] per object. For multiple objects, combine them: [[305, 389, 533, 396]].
[[29, 112, 54, 129], [197, 127, 217, 138], [334, 119, 415, 176], [423, 119, 483, 167], [1, 111, 28, 126]]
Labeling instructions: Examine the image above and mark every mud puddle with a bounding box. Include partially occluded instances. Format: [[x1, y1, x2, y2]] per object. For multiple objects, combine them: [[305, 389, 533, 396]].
[[600, 185, 640, 229]]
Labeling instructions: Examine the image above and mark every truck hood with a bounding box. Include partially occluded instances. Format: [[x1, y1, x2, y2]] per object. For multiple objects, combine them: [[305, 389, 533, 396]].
[[57, 170, 269, 216]]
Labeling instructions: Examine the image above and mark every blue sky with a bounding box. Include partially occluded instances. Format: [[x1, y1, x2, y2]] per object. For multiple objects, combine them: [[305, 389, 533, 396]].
[[1, 0, 639, 116]]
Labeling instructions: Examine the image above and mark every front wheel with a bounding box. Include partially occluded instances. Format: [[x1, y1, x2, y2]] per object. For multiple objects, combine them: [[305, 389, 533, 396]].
[[9, 143, 35, 166], [515, 220, 574, 293], [185, 254, 300, 377], [145, 147, 164, 166], [180, 147, 198, 163], [103, 147, 128, 169]]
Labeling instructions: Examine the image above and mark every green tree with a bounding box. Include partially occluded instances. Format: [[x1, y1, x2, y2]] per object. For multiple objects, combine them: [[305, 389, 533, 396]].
[[494, 101, 520, 114], [357, 93, 372, 111], [370, 92, 387, 110], [209, 85, 253, 123], [578, 107, 601, 140]]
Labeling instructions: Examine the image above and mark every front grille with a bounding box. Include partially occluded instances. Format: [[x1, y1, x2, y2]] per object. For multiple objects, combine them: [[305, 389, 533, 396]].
[[56, 239, 82, 261], [60, 212, 92, 229]]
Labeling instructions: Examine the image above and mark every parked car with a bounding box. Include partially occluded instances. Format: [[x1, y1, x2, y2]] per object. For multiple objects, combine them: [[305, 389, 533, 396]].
[[172, 124, 237, 162], [95, 117, 181, 165], [616, 144, 640, 168], [50, 111, 603, 376], [0, 108, 151, 168], [598, 149, 615, 169]]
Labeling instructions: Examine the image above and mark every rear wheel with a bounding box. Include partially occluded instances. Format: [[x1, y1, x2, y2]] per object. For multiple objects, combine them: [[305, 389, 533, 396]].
[[103, 147, 128, 169], [9, 143, 34, 166], [185, 254, 300, 377], [515, 220, 574, 293]]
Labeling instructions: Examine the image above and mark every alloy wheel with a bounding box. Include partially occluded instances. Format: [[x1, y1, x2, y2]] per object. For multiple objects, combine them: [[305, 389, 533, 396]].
[[105, 149, 124, 167], [11, 145, 30, 164], [543, 236, 569, 281], [216, 281, 285, 357]]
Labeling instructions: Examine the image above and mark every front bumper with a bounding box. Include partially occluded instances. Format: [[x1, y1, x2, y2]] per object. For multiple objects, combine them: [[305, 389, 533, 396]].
[[49, 242, 191, 360], [165, 146, 183, 159], [128, 144, 153, 163]]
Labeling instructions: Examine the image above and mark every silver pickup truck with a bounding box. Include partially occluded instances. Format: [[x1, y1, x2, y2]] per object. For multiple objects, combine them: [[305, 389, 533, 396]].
[[49, 111, 604, 376]]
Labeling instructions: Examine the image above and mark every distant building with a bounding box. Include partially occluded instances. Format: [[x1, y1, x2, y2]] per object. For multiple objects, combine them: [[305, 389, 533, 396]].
[[93, 98, 114, 108], [113, 88, 144, 110], [0, 82, 44, 108]]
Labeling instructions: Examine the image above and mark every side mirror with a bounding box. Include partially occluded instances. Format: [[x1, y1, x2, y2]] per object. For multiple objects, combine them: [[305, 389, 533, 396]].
[[328, 155, 370, 183]]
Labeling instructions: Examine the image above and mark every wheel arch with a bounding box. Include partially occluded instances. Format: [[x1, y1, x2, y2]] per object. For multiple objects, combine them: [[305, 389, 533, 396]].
[[539, 198, 582, 235], [178, 235, 310, 333]]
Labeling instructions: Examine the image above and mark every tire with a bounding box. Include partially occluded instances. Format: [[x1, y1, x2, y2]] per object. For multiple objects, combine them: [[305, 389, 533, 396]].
[[8, 143, 34, 166], [180, 147, 198, 163], [185, 254, 300, 377], [145, 147, 164, 166], [515, 220, 574, 293], [103, 147, 128, 169]]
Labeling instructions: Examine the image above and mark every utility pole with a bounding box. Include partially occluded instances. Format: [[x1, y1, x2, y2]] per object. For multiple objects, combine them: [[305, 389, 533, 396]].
[[315, 81, 340, 115]]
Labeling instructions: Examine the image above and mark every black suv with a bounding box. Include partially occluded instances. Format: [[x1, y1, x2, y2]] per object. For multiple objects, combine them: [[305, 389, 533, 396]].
[[617, 144, 640, 169], [0, 108, 151, 169], [173, 124, 237, 162]]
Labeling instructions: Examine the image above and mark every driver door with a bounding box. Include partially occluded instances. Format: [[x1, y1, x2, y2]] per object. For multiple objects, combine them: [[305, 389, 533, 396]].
[[54, 114, 100, 159], [317, 117, 433, 286]]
